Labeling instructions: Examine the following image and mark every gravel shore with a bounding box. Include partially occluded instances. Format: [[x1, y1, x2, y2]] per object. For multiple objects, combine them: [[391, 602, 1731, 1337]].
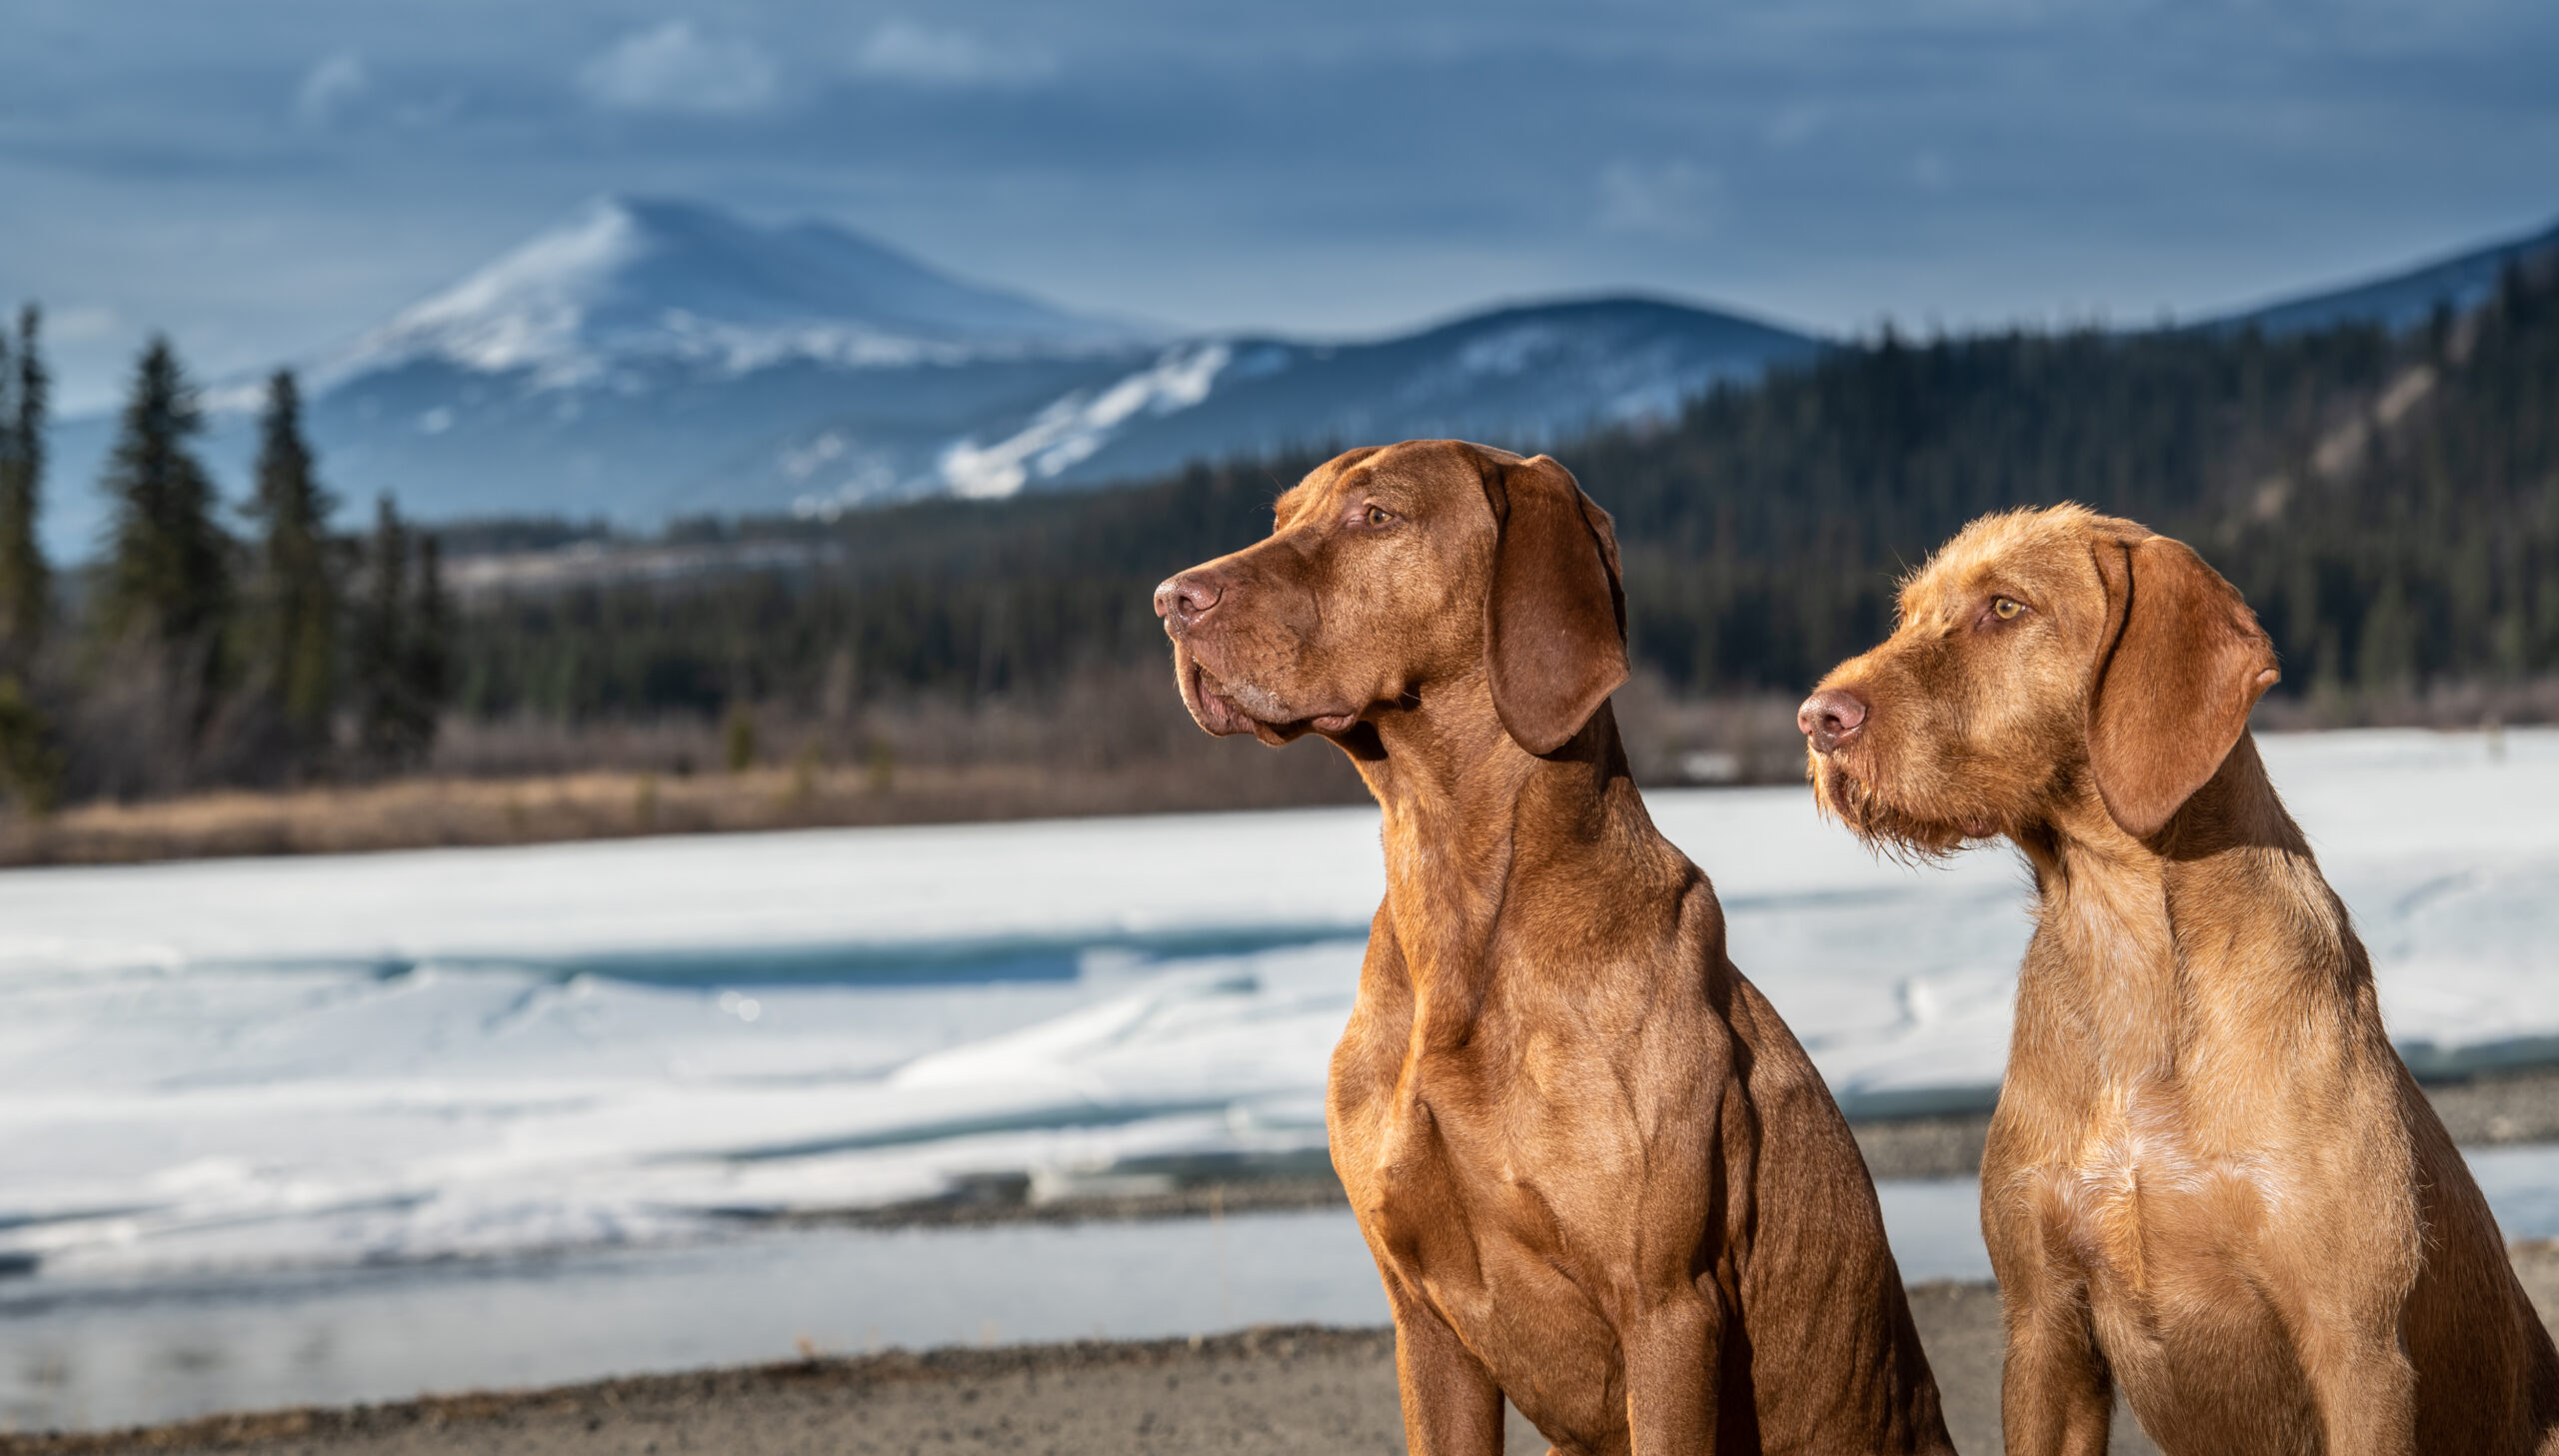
[[16, 1247, 2559, 1456], [19, 1070, 2559, 1456]]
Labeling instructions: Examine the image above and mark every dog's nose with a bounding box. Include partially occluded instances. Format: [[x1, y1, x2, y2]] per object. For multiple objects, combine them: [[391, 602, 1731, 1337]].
[[1153, 571, 1224, 636], [1797, 688, 1869, 753]]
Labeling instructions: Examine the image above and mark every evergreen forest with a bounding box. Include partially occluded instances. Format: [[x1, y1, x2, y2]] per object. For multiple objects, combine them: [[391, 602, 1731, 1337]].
[[448, 253, 2559, 727], [1, 249, 2552, 808], [0, 318, 449, 807]]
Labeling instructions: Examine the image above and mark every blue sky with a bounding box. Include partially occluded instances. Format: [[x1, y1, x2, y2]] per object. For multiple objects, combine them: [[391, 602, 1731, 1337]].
[[4, 0, 2555, 411]]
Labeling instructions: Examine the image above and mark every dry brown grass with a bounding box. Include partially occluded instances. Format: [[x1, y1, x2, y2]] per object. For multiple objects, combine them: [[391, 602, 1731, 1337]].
[[22, 669, 2527, 870], [0, 756, 1374, 868], [0, 683, 1811, 868]]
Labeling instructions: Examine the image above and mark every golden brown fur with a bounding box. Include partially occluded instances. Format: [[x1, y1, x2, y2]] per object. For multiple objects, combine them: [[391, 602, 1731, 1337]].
[[1156, 440, 1952, 1456], [1800, 505, 2559, 1456]]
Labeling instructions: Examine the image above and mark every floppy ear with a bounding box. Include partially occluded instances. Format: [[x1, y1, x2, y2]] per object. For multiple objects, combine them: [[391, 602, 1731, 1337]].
[[1478, 453, 1629, 755], [2086, 535, 2281, 837]]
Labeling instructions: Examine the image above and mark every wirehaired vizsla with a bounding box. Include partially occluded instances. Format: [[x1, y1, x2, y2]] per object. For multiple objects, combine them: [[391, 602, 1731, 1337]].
[[1800, 504, 2559, 1456], [1155, 440, 1952, 1455]]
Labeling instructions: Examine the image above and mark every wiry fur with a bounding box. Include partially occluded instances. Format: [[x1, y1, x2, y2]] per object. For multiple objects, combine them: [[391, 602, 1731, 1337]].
[[1803, 504, 2559, 1456]]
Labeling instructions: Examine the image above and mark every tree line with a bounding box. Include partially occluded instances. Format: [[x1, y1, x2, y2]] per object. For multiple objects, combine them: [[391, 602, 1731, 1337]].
[[7, 250, 2551, 807], [0, 319, 449, 808], [447, 253, 2559, 727]]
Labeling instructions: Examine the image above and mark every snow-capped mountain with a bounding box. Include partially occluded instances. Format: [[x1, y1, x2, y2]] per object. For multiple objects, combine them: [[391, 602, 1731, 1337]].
[[40, 198, 1817, 548], [320, 196, 1155, 390], [45, 199, 2554, 555], [283, 196, 1815, 524], [904, 299, 1816, 505]]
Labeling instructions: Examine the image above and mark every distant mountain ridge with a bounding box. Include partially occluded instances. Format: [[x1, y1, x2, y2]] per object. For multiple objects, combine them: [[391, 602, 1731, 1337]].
[[2215, 215, 2559, 337], [44, 197, 1821, 549], [37, 199, 2559, 555]]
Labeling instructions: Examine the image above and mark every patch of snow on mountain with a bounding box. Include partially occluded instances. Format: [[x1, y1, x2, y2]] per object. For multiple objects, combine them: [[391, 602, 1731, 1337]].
[[316, 197, 1152, 393], [349, 201, 642, 387], [1455, 323, 1566, 378], [939, 342, 1233, 500]]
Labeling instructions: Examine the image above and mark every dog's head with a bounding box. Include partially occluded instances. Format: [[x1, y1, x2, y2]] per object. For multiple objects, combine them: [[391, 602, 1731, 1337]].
[[1154, 439, 1627, 755], [1800, 505, 2279, 854]]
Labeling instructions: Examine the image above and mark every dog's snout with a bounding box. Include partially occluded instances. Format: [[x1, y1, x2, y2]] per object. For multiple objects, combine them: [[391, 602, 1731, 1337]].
[[1798, 687, 1869, 753], [1153, 571, 1226, 636]]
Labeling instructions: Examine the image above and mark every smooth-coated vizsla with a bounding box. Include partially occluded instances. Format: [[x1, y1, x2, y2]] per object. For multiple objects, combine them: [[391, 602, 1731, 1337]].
[[1155, 440, 1952, 1455], [1800, 504, 2559, 1455]]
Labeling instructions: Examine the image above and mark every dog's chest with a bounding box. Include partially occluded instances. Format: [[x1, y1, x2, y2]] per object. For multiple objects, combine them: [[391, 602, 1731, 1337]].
[[1339, 1044, 1664, 1443], [1336, 1024, 1675, 1329], [1360, 1048, 1639, 1228], [2015, 1089, 2287, 1319]]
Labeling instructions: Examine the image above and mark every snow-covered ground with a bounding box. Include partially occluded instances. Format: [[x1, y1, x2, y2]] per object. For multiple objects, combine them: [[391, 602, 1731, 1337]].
[[0, 728, 2553, 1287]]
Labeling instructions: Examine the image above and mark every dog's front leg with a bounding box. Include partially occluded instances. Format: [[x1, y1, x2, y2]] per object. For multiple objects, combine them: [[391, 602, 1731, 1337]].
[[1987, 1159, 2111, 1456], [1621, 1286, 1725, 1454], [2266, 1207, 2418, 1455], [1387, 1278, 1507, 1456], [2297, 1319, 2416, 1456], [1997, 1286, 2112, 1456]]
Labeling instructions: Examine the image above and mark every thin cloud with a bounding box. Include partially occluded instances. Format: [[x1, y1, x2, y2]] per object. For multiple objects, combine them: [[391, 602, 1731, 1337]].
[[1596, 159, 1723, 238], [578, 21, 779, 115], [1908, 150, 1954, 192], [853, 21, 1056, 86], [294, 51, 370, 128]]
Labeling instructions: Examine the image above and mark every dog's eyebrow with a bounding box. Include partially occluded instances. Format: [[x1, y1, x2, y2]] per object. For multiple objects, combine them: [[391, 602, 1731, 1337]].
[[1271, 480, 1318, 524]]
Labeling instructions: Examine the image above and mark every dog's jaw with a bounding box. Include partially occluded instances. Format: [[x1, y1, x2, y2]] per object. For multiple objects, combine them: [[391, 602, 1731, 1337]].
[[1173, 644, 1360, 744], [1807, 745, 1992, 859]]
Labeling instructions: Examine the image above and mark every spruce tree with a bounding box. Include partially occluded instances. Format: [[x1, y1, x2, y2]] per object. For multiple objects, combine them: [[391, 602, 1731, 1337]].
[[101, 339, 228, 644], [353, 495, 423, 767], [0, 305, 45, 669], [407, 530, 450, 752], [98, 337, 230, 738], [246, 370, 338, 754]]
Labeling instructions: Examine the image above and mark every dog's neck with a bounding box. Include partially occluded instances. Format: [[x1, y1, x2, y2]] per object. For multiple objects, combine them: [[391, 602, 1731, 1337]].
[[1337, 681, 1682, 1021], [2018, 731, 2368, 1084]]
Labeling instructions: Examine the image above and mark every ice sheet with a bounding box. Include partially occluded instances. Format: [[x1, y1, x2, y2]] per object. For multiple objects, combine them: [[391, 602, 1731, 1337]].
[[0, 728, 2549, 1281]]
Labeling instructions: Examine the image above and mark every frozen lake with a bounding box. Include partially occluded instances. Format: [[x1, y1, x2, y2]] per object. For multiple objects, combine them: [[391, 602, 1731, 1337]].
[[0, 726, 2553, 1427]]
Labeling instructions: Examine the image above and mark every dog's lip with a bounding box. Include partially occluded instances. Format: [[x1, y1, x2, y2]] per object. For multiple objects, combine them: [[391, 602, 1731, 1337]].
[[1184, 657, 1254, 734], [1816, 753, 2004, 843], [1183, 654, 1359, 736]]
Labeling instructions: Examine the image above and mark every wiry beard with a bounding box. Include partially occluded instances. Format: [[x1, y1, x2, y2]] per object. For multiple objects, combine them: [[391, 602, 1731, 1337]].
[[1806, 750, 1978, 861]]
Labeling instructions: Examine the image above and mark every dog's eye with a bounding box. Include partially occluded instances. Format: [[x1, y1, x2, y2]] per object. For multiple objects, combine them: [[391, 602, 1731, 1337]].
[[1363, 506, 1392, 528], [1992, 598, 2024, 621]]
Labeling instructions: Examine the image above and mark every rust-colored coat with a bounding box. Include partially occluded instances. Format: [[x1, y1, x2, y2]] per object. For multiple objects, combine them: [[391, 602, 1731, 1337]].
[[1802, 505, 2559, 1456], [1157, 440, 1952, 1456]]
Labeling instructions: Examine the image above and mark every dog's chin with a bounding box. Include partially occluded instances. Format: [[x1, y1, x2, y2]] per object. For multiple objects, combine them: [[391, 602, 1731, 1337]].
[[1176, 652, 1358, 746], [1806, 748, 2000, 859]]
